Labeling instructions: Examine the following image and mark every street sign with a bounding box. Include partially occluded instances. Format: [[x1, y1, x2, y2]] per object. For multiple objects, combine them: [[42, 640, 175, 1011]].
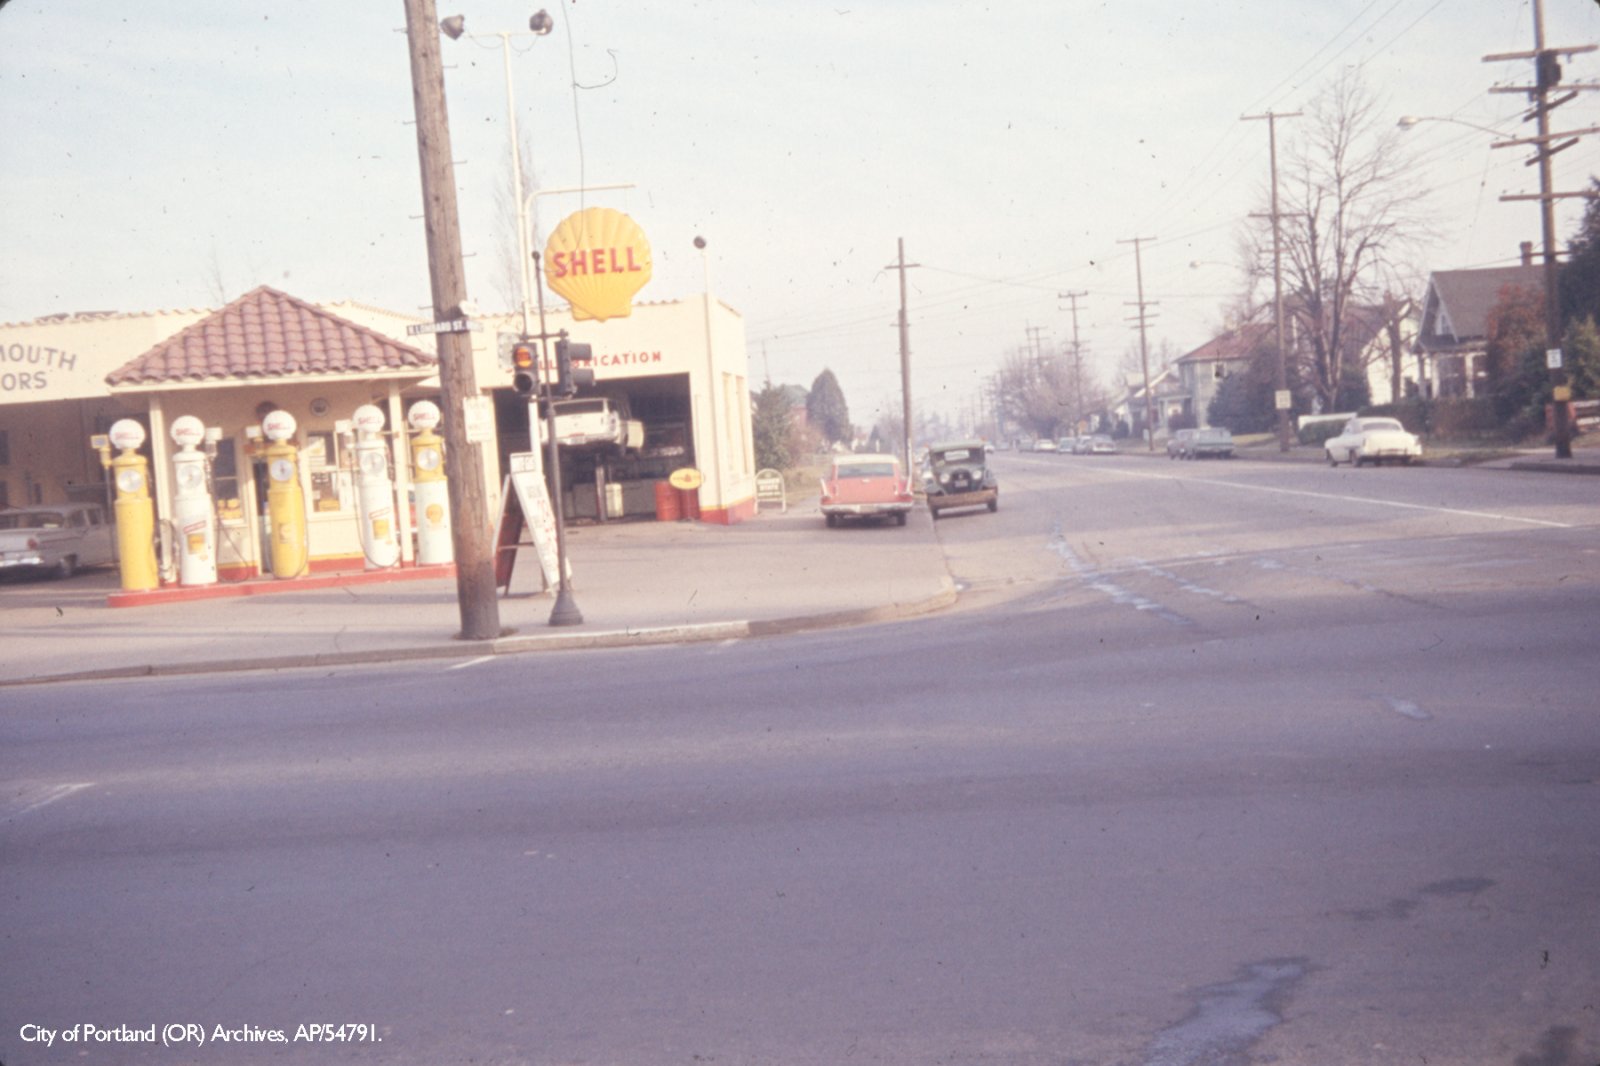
[[462, 396, 494, 444], [406, 318, 483, 336], [1547, 348, 1564, 370], [1274, 389, 1293, 411]]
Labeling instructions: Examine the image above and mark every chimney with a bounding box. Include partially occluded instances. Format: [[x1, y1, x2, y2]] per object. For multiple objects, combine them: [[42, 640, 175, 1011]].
[[1521, 241, 1535, 266]]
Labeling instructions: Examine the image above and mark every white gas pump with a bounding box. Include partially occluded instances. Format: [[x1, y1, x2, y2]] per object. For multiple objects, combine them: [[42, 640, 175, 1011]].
[[352, 403, 400, 569], [407, 400, 453, 565], [169, 415, 217, 586]]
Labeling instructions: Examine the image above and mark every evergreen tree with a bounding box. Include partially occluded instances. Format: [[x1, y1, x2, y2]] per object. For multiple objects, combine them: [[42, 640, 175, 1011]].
[[1559, 180, 1600, 326], [751, 385, 796, 471], [805, 369, 852, 445], [1564, 315, 1600, 400]]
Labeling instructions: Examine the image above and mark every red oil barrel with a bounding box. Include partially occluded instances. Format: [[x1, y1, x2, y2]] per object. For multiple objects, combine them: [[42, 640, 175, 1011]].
[[680, 487, 701, 521], [654, 480, 681, 521]]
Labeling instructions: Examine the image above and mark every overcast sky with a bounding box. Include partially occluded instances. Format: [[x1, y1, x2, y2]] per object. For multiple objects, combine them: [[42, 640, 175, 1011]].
[[5, 1, 1600, 429]]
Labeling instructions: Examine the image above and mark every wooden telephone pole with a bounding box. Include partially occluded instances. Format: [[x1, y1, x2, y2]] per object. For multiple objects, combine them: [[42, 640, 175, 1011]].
[[1485, 0, 1598, 460], [403, 0, 502, 640]]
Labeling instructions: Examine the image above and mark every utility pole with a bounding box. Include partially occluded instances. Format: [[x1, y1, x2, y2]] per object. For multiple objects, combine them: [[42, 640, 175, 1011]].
[[1025, 324, 1048, 376], [887, 238, 920, 469], [1485, 0, 1599, 460], [1059, 290, 1088, 431], [1243, 109, 1301, 453], [1119, 237, 1159, 451], [403, 0, 501, 641]]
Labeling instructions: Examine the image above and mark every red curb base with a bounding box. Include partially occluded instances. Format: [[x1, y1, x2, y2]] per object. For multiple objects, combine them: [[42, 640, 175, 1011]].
[[106, 564, 459, 608]]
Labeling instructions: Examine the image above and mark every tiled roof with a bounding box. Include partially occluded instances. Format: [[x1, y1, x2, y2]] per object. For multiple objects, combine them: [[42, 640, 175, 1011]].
[[106, 286, 435, 386]]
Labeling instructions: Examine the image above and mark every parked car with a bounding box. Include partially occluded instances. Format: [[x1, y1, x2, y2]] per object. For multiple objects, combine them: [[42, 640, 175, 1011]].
[[1186, 427, 1236, 459], [0, 503, 115, 578], [1070, 435, 1094, 454], [1086, 435, 1118, 455], [819, 453, 914, 527], [1033, 438, 1058, 453], [923, 439, 999, 519], [1167, 429, 1197, 459], [1324, 417, 1423, 467]]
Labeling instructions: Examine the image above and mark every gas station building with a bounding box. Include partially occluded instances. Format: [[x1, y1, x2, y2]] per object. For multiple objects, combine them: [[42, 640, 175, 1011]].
[[0, 284, 756, 582]]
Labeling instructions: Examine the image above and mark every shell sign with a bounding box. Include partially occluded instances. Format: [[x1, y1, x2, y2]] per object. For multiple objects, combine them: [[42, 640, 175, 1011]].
[[544, 207, 652, 321]]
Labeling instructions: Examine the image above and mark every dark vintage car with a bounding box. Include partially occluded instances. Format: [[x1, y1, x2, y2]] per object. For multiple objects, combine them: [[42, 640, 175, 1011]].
[[922, 439, 998, 519]]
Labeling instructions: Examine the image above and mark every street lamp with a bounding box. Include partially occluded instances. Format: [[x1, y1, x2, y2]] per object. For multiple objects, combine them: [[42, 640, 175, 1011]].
[[443, 11, 584, 625], [1396, 114, 1510, 137], [440, 11, 554, 340]]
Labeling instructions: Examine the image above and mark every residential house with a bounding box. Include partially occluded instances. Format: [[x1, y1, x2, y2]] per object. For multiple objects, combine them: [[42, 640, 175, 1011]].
[[1414, 260, 1544, 399], [1175, 322, 1272, 428]]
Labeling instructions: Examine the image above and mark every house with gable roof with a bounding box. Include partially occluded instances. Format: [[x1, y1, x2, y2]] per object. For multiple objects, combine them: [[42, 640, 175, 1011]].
[[1414, 261, 1544, 399]]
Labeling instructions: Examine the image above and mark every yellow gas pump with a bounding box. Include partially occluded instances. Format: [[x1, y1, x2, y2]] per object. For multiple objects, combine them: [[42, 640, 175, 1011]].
[[407, 400, 453, 565], [98, 419, 160, 592], [260, 410, 308, 579]]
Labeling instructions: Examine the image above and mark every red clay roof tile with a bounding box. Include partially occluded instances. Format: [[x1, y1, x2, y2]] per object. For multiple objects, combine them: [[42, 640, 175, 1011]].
[[107, 286, 435, 386]]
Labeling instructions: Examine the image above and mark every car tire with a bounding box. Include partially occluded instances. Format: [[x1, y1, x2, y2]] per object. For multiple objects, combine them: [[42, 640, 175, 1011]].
[[1354, 451, 1366, 467], [56, 555, 77, 579], [895, 512, 907, 526], [825, 514, 838, 528], [1327, 450, 1338, 466], [930, 507, 941, 521], [987, 499, 998, 512]]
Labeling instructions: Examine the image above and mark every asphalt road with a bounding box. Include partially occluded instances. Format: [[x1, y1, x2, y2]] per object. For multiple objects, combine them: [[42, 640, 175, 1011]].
[[3, 452, 1597, 1065]]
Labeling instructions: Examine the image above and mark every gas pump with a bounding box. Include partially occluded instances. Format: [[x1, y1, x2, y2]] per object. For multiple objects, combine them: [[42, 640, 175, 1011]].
[[169, 415, 217, 586], [351, 404, 400, 570], [407, 400, 453, 565], [260, 409, 308, 579], [97, 418, 159, 592]]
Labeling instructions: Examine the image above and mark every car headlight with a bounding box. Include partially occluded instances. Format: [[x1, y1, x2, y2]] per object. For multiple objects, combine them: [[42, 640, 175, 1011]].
[[939, 472, 951, 484]]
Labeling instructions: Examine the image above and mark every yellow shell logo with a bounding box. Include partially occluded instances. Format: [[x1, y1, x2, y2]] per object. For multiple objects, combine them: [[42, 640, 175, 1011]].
[[544, 207, 652, 321]]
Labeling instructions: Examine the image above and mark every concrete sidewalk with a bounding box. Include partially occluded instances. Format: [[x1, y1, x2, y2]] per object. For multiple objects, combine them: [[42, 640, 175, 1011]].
[[0, 508, 957, 687]]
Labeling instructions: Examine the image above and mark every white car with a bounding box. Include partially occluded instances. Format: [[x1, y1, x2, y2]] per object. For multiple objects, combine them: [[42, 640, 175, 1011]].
[[0, 504, 115, 578], [1325, 417, 1423, 467]]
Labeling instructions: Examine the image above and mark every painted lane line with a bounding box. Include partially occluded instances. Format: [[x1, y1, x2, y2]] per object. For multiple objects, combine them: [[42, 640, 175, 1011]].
[[446, 655, 497, 671], [1078, 466, 1575, 529], [5, 782, 94, 818], [1048, 526, 1194, 627]]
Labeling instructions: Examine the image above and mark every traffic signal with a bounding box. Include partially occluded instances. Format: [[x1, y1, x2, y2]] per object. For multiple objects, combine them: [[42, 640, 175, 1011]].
[[554, 338, 594, 396], [510, 339, 538, 396]]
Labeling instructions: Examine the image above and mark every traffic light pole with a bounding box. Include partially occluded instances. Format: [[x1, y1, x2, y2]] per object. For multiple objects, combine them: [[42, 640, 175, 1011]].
[[532, 251, 582, 626]]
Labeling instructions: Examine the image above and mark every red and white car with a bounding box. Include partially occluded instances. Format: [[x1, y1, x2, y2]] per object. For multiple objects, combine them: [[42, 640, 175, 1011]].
[[819, 453, 915, 527]]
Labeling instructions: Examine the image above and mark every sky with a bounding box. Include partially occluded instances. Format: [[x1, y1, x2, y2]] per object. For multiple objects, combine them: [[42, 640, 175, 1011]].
[[5, 0, 1600, 431]]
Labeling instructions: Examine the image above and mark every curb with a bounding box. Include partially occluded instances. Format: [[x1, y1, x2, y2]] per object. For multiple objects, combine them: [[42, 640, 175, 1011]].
[[2, 579, 960, 688]]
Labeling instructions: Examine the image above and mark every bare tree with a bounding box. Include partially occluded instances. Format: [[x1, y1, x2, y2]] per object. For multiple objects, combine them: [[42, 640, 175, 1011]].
[[1246, 71, 1434, 409], [991, 346, 1081, 440]]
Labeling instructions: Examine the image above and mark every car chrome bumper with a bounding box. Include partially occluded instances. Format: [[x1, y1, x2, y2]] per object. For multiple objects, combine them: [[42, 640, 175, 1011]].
[[821, 501, 914, 516], [926, 488, 996, 509]]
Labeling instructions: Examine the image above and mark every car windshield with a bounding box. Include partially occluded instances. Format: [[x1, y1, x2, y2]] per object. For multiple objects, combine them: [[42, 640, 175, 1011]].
[[932, 449, 975, 464], [1197, 429, 1230, 440], [0, 511, 62, 530], [554, 399, 607, 415], [1361, 419, 1403, 432], [835, 462, 896, 478]]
